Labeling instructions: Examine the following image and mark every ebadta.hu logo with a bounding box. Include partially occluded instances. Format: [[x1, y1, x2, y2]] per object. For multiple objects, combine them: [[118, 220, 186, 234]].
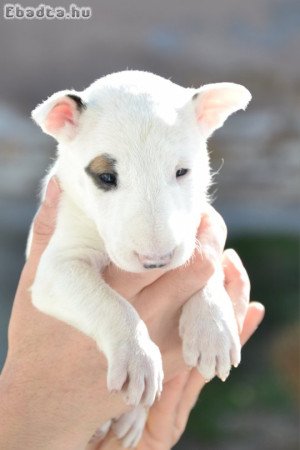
[[3, 3, 92, 20]]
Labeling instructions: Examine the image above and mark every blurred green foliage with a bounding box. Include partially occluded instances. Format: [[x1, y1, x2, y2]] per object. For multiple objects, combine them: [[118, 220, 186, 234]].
[[229, 234, 299, 330], [185, 234, 300, 441]]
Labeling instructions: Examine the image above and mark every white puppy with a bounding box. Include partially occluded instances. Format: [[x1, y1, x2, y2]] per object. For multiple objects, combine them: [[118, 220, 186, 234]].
[[28, 71, 251, 447]]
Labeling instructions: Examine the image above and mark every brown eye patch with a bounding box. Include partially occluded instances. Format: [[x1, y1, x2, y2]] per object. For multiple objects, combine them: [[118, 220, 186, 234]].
[[85, 154, 118, 191]]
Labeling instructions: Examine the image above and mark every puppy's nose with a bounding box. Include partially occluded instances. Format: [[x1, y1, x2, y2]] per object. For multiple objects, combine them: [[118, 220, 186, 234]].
[[137, 251, 174, 269]]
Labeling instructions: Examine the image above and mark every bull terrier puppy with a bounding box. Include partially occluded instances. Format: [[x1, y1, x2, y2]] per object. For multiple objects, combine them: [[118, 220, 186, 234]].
[[28, 71, 251, 447]]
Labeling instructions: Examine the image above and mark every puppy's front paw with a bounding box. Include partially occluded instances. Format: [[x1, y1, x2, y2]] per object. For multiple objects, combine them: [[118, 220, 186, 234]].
[[112, 405, 147, 448], [106, 323, 163, 407], [179, 286, 241, 382]]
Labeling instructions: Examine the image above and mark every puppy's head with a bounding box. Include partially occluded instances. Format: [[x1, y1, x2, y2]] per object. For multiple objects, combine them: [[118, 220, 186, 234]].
[[32, 71, 251, 272]]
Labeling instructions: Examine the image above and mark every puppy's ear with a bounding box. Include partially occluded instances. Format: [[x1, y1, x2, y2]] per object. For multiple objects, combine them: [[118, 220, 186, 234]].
[[31, 90, 86, 142], [193, 83, 251, 138]]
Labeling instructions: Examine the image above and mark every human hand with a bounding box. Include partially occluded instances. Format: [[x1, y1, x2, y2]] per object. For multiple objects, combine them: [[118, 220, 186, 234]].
[[0, 177, 228, 450], [90, 252, 264, 450]]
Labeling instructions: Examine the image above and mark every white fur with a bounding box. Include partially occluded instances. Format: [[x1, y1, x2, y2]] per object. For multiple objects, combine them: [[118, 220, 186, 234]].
[[28, 70, 251, 447]]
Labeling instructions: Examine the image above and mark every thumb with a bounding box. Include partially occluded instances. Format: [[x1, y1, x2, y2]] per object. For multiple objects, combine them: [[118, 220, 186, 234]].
[[27, 176, 61, 265]]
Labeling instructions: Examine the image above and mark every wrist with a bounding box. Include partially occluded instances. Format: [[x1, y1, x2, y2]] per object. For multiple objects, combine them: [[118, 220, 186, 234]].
[[0, 366, 69, 450], [0, 358, 130, 450]]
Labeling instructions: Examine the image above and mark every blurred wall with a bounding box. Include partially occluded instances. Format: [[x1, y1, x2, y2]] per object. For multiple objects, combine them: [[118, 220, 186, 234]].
[[1, 0, 299, 234]]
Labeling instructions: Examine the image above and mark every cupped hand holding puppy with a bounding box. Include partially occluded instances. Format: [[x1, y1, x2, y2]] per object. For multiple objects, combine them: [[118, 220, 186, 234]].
[[94, 252, 264, 450], [0, 178, 264, 450]]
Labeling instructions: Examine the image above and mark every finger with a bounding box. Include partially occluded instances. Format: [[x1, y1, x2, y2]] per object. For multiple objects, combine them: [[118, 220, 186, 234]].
[[28, 176, 61, 263], [223, 249, 251, 333], [137, 252, 214, 313], [90, 430, 120, 450], [103, 263, 166, 300], [174, 368, 205, 435], [145, 371, 191, 446], [198, 205, 227, 260], [240, 302, 265, 345], [140, 206, 226, 309], [155, 370, 191, 415]]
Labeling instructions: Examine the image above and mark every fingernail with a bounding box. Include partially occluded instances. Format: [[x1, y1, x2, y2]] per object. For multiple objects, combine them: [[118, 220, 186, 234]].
[[45, 176, 61, 205], [237, 315, 244, 334], [226, 249, 243, 268], [252, 302, 266, 325]]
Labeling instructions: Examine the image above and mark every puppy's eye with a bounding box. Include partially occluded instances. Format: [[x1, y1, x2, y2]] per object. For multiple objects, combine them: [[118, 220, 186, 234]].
[[176, 168, 189, 178], [98, 172, 117, 187]]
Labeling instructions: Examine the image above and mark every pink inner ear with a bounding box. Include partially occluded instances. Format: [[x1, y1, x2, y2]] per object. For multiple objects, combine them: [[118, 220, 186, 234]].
[[197, 92, 227, 123], [195, 83, 251, 138], [46, 101, 77, 133]]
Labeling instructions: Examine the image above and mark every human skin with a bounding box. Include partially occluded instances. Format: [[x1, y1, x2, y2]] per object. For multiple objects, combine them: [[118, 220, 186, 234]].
[[0, 177, 264, 450], [95, 254, 264, 450]]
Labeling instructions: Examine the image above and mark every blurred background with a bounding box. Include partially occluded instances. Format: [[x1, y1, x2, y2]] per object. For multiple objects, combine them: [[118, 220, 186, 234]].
[[0, 0, 299, 448]]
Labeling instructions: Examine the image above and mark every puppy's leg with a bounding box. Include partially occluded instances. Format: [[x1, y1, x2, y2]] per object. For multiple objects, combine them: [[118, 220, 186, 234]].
[[31, 246, 163, 407], [179, 268, 241, 382], [112, 405, 148, 448]]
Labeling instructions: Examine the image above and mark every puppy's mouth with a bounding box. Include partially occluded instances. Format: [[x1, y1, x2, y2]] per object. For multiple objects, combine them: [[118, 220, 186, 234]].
[[106, 242, 193, 274], [135, 250, 175, 270]]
